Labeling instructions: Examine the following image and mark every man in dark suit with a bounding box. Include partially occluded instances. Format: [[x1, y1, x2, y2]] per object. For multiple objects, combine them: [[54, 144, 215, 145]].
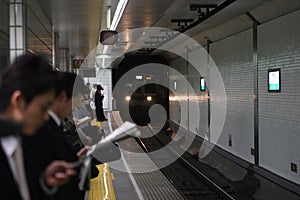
[[0, 55, 76, 200], [23, 72, 97, 200]]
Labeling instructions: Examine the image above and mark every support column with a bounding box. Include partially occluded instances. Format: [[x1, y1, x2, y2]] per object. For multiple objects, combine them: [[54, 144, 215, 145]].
[[246, 12, 261, 166], [65, 48, 70, 71], [52, 30, 59, 70], [253, 21, 259, 165], [59, 48, 69, 71], [205, 37, 212, 142], [69, 55, 74, 73], [9, 0, 26, 62]]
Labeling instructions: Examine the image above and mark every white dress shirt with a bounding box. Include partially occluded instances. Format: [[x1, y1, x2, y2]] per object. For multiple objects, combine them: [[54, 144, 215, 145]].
[[48, 110, 61, 126], [1, 135, 19, 182]]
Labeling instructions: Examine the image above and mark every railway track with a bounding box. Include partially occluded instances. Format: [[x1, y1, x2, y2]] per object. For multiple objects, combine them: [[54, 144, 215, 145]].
[[135, 125, 236, 200]]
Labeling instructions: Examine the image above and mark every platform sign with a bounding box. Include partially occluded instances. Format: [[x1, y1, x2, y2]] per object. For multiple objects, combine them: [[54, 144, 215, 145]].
[[268, 68, 281, 92], [73, 59, 84, 68], [200, 77, 206, 91]]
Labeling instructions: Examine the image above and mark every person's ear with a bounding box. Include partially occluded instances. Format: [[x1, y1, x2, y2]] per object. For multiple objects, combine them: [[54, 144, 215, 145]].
[[10, 90, 26, 121], [57, 91, 67, 102]]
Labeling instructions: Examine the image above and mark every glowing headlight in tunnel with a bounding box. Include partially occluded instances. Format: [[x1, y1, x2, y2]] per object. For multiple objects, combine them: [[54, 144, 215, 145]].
[[125, 96, 131, 101], [146, 96, 152, 101]]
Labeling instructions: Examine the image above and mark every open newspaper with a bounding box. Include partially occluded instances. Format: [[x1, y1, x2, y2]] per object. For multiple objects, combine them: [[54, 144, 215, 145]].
[[77, 121, 141, 190], [75, 116, 91, 126]]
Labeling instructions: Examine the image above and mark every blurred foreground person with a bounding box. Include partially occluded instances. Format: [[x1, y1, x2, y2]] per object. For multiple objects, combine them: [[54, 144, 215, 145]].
[[23, 72, 98, 200], [0, 54, 75, 200]]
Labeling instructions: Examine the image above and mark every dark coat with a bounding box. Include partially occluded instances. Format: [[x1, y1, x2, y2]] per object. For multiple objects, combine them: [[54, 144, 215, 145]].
[[94, 92, 106, 121], [0, 145, 23, 200], [22, 117, 85, 200], [0, 119, 55, 200]]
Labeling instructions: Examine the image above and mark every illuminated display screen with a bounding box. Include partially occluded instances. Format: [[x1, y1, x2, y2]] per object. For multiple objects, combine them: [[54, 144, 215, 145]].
[[200, 77, 206, 91], [136, 75, 143, 80], [173, 81, 177, 91], [268, 68, 281, 92]]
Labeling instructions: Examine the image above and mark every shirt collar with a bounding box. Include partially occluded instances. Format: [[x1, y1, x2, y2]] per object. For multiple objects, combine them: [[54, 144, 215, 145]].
[[48, 110, 61, 126], [1, 135, 18, 157]]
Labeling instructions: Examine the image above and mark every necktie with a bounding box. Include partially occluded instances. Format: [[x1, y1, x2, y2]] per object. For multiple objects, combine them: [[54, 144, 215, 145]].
[[13, 142, 31, 200]]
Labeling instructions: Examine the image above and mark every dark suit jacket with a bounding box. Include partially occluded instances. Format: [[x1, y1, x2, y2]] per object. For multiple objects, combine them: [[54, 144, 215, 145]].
[[23, 117, 85, 200], [0, 145, 23, 200]]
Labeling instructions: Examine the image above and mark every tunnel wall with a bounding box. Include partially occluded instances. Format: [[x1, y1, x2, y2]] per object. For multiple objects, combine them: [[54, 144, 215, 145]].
[[258, 9, 300, 184], [169, 8, 300, 184]]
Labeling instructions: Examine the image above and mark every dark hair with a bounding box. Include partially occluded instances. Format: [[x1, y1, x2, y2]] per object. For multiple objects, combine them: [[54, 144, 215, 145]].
[[97, 84, 103, 91], [56, 72, 75, 100], [56, 72, 86, 100], [0, 54, 57, 112]]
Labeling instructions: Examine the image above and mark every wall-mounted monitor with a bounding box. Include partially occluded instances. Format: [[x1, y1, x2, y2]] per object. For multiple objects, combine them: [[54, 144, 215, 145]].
[[100, 30, 118, 45], [200, 77, 206, 91], [268, 68, 281, 92]]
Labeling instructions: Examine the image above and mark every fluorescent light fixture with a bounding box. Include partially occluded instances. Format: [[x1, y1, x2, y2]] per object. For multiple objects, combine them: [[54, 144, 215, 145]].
[[110, 0, 128, 30], [97, 55, 112, 59], [101, 45, 109, 68], [107, 7, 111, 29]]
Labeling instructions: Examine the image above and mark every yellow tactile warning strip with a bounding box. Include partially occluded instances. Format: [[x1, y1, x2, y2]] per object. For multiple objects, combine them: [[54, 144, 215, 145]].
[[91, 119, 102, 127], [88, 164, 116, 200]]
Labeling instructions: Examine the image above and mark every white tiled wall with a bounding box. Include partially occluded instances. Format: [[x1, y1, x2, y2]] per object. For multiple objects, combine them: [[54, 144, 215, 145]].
[[170, 30, 255, 163], [169, 8, 300, 184], [258, 9, 300, 184], [210, 30, 255, 163], [169, 57, 188, 130], [188, 47, 209, 139], [169, 46, 210, 139]]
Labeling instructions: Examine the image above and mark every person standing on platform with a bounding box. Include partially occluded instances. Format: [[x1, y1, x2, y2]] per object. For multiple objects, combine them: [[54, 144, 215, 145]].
[[0, 54, 75, 200], [22, 72, 98, 200], [94, 84, 107, 121]]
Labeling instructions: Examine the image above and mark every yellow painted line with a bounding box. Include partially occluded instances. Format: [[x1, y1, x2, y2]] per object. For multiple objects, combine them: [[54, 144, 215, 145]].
[[89, 164, 116, 200]]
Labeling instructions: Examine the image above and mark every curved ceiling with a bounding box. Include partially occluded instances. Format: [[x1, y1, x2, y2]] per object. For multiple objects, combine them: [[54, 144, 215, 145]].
[[36, 0, 300, 62]]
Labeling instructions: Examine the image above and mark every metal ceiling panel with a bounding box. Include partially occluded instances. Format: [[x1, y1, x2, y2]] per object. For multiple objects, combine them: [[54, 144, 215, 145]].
[[37, 0, 104, 58], [250, 0, 300, 23], [117, 0, 175, 31], [35, 0, 300, 63]]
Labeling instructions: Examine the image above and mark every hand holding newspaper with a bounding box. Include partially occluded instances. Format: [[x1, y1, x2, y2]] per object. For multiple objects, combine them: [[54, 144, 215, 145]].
[[77, 121, 141, 190], [87, 121, 140, 156]]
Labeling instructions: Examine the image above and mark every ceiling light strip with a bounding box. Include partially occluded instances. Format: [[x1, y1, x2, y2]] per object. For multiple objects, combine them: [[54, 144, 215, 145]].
[[110, 0, 128, 30]]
